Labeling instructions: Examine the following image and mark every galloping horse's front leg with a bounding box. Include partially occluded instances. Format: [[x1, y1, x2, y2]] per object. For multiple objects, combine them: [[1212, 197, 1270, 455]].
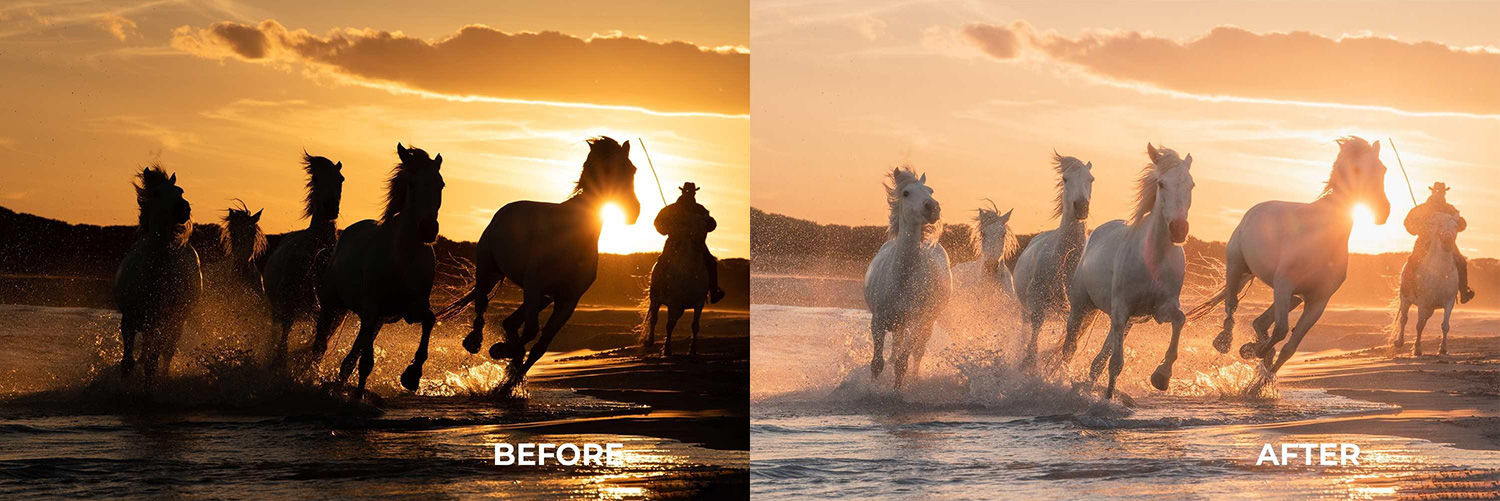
[[1439, 302, 1453, 355], [1021, 303, 1044, 370], [869, 312, 889, 379], [1058, 299, 1092, 369], [400, 309, 436, 391], [339, 316, 379, 388], [462, 265, 502, 355], [1150, 304, 1186, 391], [1270, 297, 1329, 373], [1247, 296, 1302, 359], [907, 319, 935, 381], [1092, 310, 1131, 399], [492, 290, 545, 360], [1250, 285, 1295, 364], [496, 296, 553, 357], [119, 314, 139, 376], [689, 304, 703, 356], [521, 299, 579, 374], [1414, 306, 1433, 356]]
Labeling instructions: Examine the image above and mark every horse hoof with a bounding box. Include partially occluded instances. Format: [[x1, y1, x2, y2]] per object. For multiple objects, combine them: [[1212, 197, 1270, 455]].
[[662, 346, 672, 357], [1414, 349, 1423, 357], [462, 331, 482, 355], [1392, 338, 1404, 348], [871, 358, 884, 378], [1239, 342, 1259, 360], [1439, 349, 1448, 356], [120, 359, 134, 376], [1213, 332, 1233, 354], [1150, 366, 1171, 391], [488, 342, 506, 360], [400, 364, 422, 392]]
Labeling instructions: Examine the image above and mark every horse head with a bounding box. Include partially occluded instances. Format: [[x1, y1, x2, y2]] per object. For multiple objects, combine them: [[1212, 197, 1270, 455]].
[[221, 200, 266, 264], [1331, 137, 1390, 225], [887, 166, 940, 237], [582, 137, 640, 225], [136, 165, 192, 236], [303, 153, 344, 222], [1053, 153, 1094, 221], [974, 201, 1015, 263], [393, 143, 445, 243], [1144, 144, 1195, 243]]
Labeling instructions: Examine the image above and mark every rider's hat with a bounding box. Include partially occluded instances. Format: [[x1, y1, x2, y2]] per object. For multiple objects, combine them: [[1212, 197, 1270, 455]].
[[679, 182, 700, 195], [1429, 182, 1449, 195]]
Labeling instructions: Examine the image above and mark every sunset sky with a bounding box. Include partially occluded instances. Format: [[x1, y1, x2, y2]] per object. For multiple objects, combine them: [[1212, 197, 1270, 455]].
[[0, 1, 749, 256], [751, 0, 1499, 257]]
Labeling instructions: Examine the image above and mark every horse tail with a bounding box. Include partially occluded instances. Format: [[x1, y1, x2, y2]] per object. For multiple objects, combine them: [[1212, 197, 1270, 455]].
[[434, 289, 477, 320], [1185, 279, 1251, 322]]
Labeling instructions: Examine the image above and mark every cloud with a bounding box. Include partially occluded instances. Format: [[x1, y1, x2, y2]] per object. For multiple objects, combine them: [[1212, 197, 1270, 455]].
[[961, 21, 1500, 116], [94, 13, 136, 41], [171, 20, 749, 116]]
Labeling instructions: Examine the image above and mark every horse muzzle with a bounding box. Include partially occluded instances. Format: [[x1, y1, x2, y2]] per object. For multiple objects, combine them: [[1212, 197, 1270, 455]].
[[1170, 220, 1189, 244], [924, 200, 941, 223], [420, 219, 439, 243], [1073, 200, 1090, 220], [174, 201, 192, 223]]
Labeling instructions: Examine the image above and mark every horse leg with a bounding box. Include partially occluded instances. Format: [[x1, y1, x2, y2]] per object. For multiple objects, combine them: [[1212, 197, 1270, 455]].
[[493, 290, 544, 361], [869, 312, 888, 379], [500, 297, 550, 344], [1021, 305, 1044, 370], [140, 325, 161, 387], [1092, 311, 1129, 399], [310, 304, 347, 362], [891, 324, 911, 389], [1251, 285, 1294, 364], [520, 299, 579, 375], [1214, 249, 1252, 354], [1394, 297, 1411, 349], [119, 314, 138, 377], [1057, 298, 1092, 369], [1247, 296, 1302, 359], [643, 300, 661, 354], [339, 316, 378, 387], [908, 320, 935, 381], [1439, 302, 1452, 355], [689, 304, 703, 356], [400, 309, 436, 392], [1150, 304, 1187, 391], [462, 262, 503, 355], [663, 305, 683, 357], [273, 315, 294, 367], [1413, 306, 1433, 357], [353, 325, 379, 401], [1270, 297, 1329, 373]]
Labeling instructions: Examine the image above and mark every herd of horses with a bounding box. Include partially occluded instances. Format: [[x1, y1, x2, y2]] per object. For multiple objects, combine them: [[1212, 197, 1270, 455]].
[[113, 137, 713, 399], [864, 136, 1464, 400]]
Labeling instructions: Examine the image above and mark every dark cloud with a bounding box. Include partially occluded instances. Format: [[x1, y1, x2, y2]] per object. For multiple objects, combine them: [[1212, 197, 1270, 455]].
[[962, 22, 1500, 115], [173, 20, 749, 115]]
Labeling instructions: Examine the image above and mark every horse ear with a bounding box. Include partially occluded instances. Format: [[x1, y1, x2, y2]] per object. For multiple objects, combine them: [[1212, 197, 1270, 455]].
[[1086, 161, 1092, 169], [434, 153, 443, 167], [1147, 143, 1159, 162], [396, 143, 408, 159], [335, 161, 343, 171], [1000, 209, 1013, 222], [252, 209, 263, 222], [1371, 140, 1381, 158], [622, 140, 631, 156], [169, 173, 177, 184], [1184, 153, 1193, 168], [920, 173, 927, 183]]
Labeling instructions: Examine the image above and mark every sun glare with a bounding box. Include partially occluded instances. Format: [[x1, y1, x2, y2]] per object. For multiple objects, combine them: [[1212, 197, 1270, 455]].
[[1346, 203, 1408, 255], [596, 202, 664, 255], [600, 203, 626, 226]]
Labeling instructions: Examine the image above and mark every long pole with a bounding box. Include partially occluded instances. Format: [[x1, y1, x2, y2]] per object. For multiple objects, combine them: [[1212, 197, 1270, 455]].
[[638, 138, 668, 205], [1388, 137, 1418, 206]]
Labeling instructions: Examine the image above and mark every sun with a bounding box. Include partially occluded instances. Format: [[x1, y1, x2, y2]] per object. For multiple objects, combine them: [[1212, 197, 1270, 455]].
[[1347, 203, 1407, 255], [597, 202, 663, 254]]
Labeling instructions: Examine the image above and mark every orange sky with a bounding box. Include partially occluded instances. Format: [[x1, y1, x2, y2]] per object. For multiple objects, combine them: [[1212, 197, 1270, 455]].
[[750, 0, 1500, 257], [0, 0, 749, 257]]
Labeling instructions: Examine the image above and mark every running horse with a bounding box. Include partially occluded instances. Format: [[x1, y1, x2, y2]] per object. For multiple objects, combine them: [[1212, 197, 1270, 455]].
[[1395, 212, 1460, 356], [439, 137, 641, 385], [643, 183, 716, 356], [1189, 137, 1390, 375], [1011, 153, 1094, 369], [263, 153, 343, 366], [309, 144, 444, 398], [115, 165, 201, 386], [863, 165, 951, 388]]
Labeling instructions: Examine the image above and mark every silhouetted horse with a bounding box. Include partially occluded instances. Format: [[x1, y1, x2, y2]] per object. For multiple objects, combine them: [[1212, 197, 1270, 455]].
[[202, 201, 272, 350], [115, 166, 201, 386], [644, 183, 717, 356], [439, 137, 640, 385], [310, 144, 443, 398], [263, 153, 343, 366]]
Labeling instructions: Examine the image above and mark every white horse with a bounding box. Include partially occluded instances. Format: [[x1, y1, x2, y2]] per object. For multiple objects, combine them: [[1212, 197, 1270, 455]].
[[1395, 213, 1460, 356], [1058, 144, 1194, 399], [115, 166, 201, 386], [310, 144, 444, 399], [263, 153, 343, 367], [864, 166, 951, 388], [1189, 137, 1390, 375], [943, 202, 1019, 342], [1012, 153, 1094, 369]]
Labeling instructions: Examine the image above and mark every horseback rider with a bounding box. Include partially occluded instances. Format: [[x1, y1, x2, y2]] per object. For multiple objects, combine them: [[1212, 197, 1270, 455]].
[[654, 182, 725, 303], [1404, 182, 1474, 303]]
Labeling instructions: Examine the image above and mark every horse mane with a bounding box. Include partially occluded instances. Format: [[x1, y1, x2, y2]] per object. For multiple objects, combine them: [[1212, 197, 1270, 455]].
[[1051, 152, 1086, 220], [1321, 136, 1371, 199], [301, 151, 337, 219], [973, 199, 1018, 260], [221, 199, 267, 260], [573, 136, 625, 199], [884, 164, 942, 241], [383, 145, 434, 223], [1130, 145, 1184, 225]]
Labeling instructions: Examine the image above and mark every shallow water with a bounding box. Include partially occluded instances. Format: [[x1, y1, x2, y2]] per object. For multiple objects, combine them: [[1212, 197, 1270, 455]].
[[0, 305, 746, 498], [750, 304, 1500, 499]]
